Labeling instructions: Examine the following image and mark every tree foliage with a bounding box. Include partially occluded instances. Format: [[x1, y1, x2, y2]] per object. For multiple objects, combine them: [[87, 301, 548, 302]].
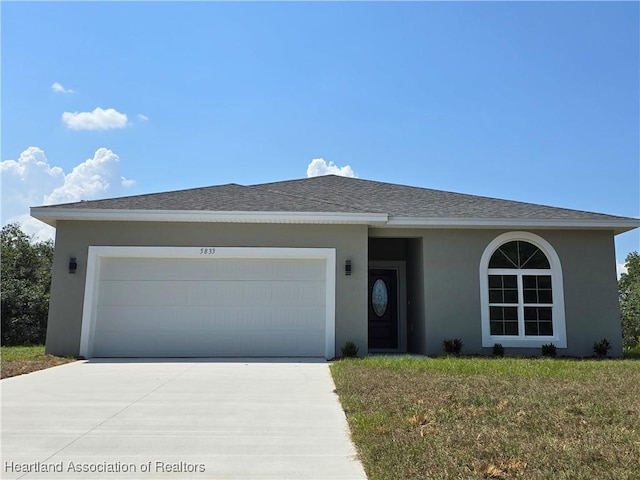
[[1, 223, 54, 345], [619, 251, 640, 349]]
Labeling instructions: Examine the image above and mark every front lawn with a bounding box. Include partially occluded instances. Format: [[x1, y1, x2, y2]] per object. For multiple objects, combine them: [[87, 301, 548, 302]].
[[331, 356, 640, 480], [0, 345, 75, 379]]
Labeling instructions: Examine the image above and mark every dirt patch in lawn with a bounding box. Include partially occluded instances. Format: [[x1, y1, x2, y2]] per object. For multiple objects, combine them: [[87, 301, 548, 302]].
[[1, 346, 76, 379]]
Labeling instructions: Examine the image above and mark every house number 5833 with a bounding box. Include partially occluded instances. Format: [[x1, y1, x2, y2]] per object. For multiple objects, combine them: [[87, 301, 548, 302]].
[[200, 248, 216, 255]]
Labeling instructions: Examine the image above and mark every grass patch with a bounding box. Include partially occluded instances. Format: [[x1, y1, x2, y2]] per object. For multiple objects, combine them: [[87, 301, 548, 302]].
[[0, 345, 75, 379], [331, 356, 640, 480]]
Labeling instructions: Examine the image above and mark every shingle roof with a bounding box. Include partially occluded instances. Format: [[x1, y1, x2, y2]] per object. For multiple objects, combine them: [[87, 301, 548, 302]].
[[252, 176, 628, 220], [30, 175, 639, 232]]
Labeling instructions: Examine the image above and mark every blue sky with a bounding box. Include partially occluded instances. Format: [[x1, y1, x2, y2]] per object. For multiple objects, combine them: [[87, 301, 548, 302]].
[[1, 1, 638, 271]]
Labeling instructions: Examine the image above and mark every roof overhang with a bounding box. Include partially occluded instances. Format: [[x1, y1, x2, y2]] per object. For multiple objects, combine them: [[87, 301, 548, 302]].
[[30, 208, 640, 234], [29, 208, 390, 227], [385, 216, 640, 234]]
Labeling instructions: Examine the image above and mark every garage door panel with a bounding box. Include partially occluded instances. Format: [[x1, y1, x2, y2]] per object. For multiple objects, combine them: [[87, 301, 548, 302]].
[[96, 305, 325, 331], [97, 280, 326, 307], [100, 258, 325, 282], [92, 255, 328, 357], [94, 309, 325, 358], [97, 281, 248, 307]]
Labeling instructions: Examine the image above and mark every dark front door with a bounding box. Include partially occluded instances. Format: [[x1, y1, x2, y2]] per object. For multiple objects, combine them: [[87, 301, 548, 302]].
[[368, 269, 398, 349]]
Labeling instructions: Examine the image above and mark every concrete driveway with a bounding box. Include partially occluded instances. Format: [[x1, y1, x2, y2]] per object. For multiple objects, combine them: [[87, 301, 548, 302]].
[[1, 359, 367, 480]]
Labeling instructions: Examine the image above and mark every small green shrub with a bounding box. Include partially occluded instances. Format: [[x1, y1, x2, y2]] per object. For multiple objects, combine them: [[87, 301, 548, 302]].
[[541, 343, 557, 357], [492, 343, 505, 357], [341, 341, 359, 358], [593, 338, 611, 358], [443, 338, 463, 355], [624, 344, 640, 359]]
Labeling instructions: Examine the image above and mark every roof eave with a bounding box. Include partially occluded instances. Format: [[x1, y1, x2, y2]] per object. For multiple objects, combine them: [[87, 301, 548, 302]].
[[29, 207, 390, 227], [385, 216, 640, 234], [30, 208, 640, 234]]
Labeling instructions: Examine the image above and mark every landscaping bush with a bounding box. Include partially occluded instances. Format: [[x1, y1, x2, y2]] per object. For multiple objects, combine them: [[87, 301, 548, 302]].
[[593, 338, 612, 358], [541, 343, 557, 357], [341, 341, 359, 358], [492, 343, 505, 357], [443, 338, 463, 355]]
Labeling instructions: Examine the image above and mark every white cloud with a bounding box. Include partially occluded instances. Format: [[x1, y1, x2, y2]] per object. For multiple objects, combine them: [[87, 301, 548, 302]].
[[45, 148, 134, 204], [51, 82, 74, 94], [62, 107, 128, 130], [1, 147, 134, 241], [137, 114, 149, 121], [1, 147, 65, 221], [306, 158, 357, 178]]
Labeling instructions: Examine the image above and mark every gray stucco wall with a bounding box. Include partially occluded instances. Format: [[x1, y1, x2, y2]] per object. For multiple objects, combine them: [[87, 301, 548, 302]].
[[418, 229, 621, 357], [47, 220, 622, 358], [552, 230, 622, 356], [46, 221, 369, 357], [406, 238, 425, 353], [368, 227, 622, 357]]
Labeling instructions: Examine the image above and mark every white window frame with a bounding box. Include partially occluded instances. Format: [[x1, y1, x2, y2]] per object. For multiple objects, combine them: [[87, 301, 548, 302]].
[[479, 232, 566, 348]]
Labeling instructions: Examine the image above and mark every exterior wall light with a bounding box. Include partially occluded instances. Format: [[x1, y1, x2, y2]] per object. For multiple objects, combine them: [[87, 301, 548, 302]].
[[345, 259, 352, 276], [69, 258, 78, 274]]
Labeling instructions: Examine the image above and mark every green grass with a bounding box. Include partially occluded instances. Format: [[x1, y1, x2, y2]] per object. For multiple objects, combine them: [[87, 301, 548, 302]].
[[331, 356, 640, 480], [1, 345, 75, 378], [1, 345, 47, 361]]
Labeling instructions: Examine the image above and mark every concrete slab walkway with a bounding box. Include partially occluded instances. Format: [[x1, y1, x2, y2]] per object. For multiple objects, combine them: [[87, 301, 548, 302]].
[[1, 359, 367, 480]]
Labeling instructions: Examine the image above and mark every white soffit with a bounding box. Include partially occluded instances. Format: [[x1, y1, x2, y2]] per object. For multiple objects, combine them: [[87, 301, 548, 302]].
[[30, 208, 389, 226], [30, 208, 639, 233], [384, 216, 640, 234]]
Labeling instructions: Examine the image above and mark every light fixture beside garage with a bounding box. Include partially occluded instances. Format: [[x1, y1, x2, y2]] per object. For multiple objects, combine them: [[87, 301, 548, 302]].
[[345, 259, 352, 276], [69, 257, 78, 274]]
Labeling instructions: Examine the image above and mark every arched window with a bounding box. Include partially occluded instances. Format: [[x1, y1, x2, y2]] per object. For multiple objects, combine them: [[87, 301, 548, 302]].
[[479, 232, 566, 348]]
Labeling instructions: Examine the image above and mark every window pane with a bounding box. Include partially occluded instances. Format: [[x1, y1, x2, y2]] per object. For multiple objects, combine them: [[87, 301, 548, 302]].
[[504, 307, 518, 320], [489, 241, 550, 269], [523, 290, 538, 303], [538, 276, 552, 288], [490, 307, 519, 335], [489, 290, 503, 303], [538, 307, 552, 321], [490, 322, 504, 335], [488, 275, 518, 304], [524, 250, 550, 269], [524, 307, 537, 320], [523, 276, 553, 305], [489, 249, 517, 268], [504, 290, 519, 303], [490, 306, 503, 320], [538, 290, 553, 303], [490, 319, 519, 336], [523, 307, 554, 337], [524, 307, 537, 319], [518, 242, 539, 267], [504, 322, 519, 335], [539, 322, 553, 335], [500, 242, 520, 267]]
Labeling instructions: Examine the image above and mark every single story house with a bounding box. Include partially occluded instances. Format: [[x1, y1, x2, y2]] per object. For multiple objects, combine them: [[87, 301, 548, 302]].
[[31, 175, 639, 359]]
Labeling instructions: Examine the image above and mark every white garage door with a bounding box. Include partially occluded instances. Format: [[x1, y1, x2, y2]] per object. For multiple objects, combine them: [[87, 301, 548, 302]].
[[90, 254, 329, 357]]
